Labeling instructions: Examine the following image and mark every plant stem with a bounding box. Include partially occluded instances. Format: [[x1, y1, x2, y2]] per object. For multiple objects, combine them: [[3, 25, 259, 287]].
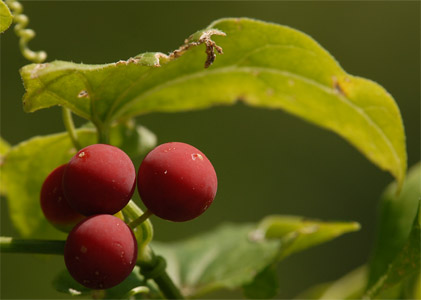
[[62, 107, 81, 150], [128, 209, 153, 230], [153, 270, 184, 299], [0, 237, 65, 254], [138, 247, 184, 299]]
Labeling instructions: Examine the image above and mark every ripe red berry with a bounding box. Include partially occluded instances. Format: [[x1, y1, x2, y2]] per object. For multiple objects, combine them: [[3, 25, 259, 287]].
[[64, 215, 138, 289], [63, 144, 136, 216], [40, 164, 85, 232], [137, 142, 217, 222]]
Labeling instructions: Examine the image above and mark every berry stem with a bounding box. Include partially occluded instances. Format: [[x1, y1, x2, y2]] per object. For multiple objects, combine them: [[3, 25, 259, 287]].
[[62, 107, 81, 150], [128, 209, 153, 230], [96, 123, 110, 144], [0, 236, 65, 254], [153, 269, 184, 299]]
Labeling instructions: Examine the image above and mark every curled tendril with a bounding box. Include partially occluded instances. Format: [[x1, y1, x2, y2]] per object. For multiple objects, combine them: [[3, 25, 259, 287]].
[[6, 0, 47, 63]]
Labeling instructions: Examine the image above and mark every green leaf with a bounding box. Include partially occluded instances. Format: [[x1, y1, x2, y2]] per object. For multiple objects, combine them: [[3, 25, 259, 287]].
[[52, 269, 91, 297], [364, 203, 421, 299], [0, 0, 12, 33], [20, 18, 407, 187], [318, 265, 367, 299], [253, 215, 361, 260], [1, 129, 94, 239], [0, 122, 155, 239], [296, 265, 367, 300], [153, 223, 280, 298], [53, 266, 152, 299], [152, 216, 359, 298], [367, 162, 421, 288]]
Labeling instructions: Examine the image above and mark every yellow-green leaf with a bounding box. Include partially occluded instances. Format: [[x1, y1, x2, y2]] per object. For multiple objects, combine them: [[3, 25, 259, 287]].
[[20, 18, 407, 187]]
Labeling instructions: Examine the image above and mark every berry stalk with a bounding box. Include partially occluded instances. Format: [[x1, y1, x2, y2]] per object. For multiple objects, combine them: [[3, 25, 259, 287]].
[[128, 209, 153, 230], [62, 107, 81, 150]]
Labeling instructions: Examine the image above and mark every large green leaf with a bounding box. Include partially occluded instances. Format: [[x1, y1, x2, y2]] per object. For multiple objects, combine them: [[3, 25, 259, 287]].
[[20, 18, 406, 187], [153, 216, 359, 298], [367, 162, 421, 288], [0, 0, 12, 33], [0, 123, 156, 239]]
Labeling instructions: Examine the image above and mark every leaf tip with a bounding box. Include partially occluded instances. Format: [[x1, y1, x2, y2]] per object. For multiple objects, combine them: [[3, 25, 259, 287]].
[[351, 222, 362, 232]]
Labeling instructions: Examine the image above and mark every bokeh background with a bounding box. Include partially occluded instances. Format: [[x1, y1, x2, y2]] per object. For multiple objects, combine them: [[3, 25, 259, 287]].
[[1, 1, 419, 299]]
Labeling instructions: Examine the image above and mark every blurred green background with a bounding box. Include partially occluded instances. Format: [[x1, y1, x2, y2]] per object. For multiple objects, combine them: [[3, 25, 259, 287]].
[[1, 1, 419, 299]]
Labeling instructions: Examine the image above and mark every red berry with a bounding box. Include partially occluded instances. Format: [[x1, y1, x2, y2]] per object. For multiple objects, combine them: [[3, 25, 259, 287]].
[[137, 142, 217, 222], [64, 215, 138, 289], [63, 144, 136, 216], [40, 164, 85, 232]]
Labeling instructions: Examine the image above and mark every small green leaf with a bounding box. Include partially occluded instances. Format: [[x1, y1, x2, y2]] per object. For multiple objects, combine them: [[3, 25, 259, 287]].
[[20, 18, 407, 187], [367, 162, 421, 288], [319, 266, 367, 299], [152, 216, 359, 298], [1, 122, 155, 239], [296, 266, 367, 299], [53, 266, 150, 299], [153, 223, 280, 298], [52, 269, 91, 297], [0, 0, 12, 33], [364, 204, 420, 299], [295, 282, 332, 300], [253, 215, 361, 259]]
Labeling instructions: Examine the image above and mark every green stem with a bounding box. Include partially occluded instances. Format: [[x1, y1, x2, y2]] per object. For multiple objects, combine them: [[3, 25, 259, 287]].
[[62, 107, 81, 150], [128, 209, 153, 230], [138, 246, 184, 299], [0, 237, 65, 254], [96, 122, 110, 144], [153, 270, 184, 299], [123, 200, 154, 254]]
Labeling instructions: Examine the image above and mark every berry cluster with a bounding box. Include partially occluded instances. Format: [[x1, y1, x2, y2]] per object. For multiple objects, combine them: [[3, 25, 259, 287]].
[[40, 142, 217, 289]]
